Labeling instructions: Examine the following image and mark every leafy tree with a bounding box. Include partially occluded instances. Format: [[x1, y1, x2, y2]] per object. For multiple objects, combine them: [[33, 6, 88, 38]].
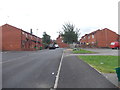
[[61, 22, 80, 44], [42, 32, 51, 48]]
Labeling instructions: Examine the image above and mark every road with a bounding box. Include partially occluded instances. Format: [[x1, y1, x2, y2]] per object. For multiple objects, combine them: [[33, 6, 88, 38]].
[[2, 48, 118, 88], [2, 49, 63, 88]]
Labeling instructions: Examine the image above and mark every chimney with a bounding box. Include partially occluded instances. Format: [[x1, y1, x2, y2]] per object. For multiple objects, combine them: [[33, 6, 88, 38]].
[[30, 29, 33, 34]]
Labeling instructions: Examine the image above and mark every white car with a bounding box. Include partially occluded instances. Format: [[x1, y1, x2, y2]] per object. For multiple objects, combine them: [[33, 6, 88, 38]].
[[49, 44, 56, 49], [55, 44, 59, 48]]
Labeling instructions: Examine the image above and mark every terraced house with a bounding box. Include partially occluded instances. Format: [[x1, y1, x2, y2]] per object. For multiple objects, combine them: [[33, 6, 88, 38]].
[[80, 28, 119, 48], [56, 35, 69, 48], [0, 24, 43, 51]]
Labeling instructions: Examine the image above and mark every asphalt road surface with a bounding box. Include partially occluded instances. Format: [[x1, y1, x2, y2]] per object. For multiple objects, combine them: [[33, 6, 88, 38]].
[[2, 49, 63, 88], [57, 56, 117, 88], [2, 48, 118, 88]]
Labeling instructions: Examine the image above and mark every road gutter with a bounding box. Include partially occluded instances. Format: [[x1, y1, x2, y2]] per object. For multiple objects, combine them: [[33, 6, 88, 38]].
[[52, 50, 64, 89], [88, 64, 119, 88]]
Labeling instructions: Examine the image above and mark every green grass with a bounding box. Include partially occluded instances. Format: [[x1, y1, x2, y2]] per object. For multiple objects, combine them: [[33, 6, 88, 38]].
[[78, 55, 118, 73], [73, 49, 96, 54]]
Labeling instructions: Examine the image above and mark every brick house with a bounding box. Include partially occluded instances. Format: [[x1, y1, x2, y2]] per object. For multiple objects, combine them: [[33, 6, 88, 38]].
[[0, 24, 43, 51], [80, 28, 119, 48], [56, 35, 69, 48], [0, 26, 2, 50]]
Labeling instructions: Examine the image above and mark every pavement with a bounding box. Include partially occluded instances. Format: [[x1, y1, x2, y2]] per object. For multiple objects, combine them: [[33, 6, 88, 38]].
[[63, 48, 119, 87], [57, 56, 117, 88], [1, 48, 119, 88], [102, 73, 118, 87]]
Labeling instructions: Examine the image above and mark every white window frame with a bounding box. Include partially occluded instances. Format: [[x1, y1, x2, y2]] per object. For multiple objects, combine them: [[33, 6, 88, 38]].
[[22, 32, 24, 34], [26, 33, 28, 37], [92, 35, 94, 38]]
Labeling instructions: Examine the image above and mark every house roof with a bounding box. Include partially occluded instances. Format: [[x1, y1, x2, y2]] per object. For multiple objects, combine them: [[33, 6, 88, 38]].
[[1, 24, 41, 39], [80, 28, 119, 41]]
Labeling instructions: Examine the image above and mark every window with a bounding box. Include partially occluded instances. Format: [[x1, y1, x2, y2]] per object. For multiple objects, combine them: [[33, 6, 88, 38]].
[[22, 32, 24, 34], [92, 35, 94, 38], [26, 33, 28, 37], [22, 40, 25, 48]]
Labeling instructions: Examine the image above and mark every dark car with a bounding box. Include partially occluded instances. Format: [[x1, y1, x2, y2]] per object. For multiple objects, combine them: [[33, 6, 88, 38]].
[[49, 44, 56, 49]]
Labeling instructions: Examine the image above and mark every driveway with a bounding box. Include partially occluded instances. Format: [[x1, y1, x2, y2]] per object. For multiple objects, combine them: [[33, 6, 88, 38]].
[[83, 48, 119, 56], [65, 48, 119, 56]]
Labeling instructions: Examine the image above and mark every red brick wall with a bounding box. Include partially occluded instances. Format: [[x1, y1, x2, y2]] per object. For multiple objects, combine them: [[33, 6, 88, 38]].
[[95, 29, 118, 47], [2, 24, 22, 51], [21, 32, 35, 51], [80, 36, 88, 44], [21, 32, 42, 51], [80, 28, 119, 48], [1, 24, 43, 51], [56, 35, 69, 48], [38, 38, 43, 47], [0, 26, 2, 50], [87, 34, 96, 43]]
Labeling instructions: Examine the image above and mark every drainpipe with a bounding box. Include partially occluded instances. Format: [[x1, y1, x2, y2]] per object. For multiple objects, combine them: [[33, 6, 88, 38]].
[[36, 29, 38, 50], [95, 33, 98, 48], [105, 29, 108, 47], [21, 30, 22, 50]]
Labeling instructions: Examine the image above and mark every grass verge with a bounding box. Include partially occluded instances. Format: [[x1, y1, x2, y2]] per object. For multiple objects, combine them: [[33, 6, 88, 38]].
[[73, 49, 96, 54], [78, 55, 118, 73]]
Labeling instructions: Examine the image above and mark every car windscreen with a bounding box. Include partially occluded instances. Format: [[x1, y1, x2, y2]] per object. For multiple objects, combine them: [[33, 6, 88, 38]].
[[110, 42, 115, 45], [49, 44, 53, 47]]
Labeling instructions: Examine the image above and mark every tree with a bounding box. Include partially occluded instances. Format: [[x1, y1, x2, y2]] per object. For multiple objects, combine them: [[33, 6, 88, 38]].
[[42, 32, 51, 48], [61, 22, 80, 44]]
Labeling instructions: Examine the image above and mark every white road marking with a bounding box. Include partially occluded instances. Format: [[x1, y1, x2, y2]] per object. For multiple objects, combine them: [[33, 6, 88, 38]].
[[53, 50, 64, 89], [88, 64, 102, 74], [52, 72, 55, 75]]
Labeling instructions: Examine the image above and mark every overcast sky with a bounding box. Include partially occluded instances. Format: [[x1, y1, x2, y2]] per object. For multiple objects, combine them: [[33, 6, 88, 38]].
[[0, 0, 119, 40]]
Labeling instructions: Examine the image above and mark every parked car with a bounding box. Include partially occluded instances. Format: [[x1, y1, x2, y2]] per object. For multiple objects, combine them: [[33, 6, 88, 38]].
[[49, 44, 56, 49], [110, 41, 120, 49]]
